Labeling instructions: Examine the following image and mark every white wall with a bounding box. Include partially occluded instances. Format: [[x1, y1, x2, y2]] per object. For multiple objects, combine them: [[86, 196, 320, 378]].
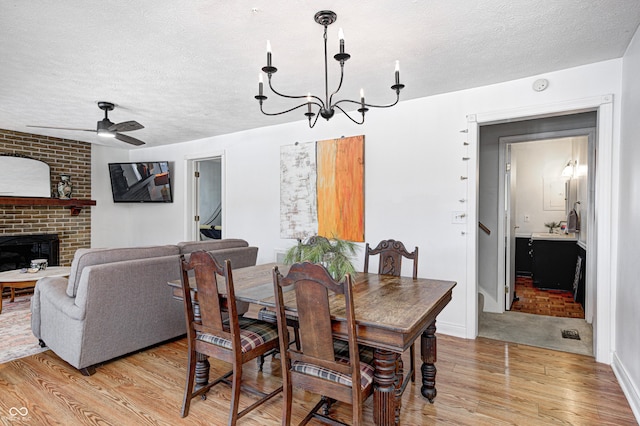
[[512, 138, 573, 235], [614, 24, 640, 421], [91, 58, 623, 341]]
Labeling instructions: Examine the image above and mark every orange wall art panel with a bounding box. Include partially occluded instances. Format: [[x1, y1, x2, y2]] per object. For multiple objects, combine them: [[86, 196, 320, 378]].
[[316, 135, 365, 242]]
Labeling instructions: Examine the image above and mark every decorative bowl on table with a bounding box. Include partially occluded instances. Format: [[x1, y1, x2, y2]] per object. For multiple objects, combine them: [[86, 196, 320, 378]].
[[30, 259, 48, 270]]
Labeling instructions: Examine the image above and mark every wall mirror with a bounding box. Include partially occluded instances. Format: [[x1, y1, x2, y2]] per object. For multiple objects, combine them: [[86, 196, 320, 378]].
[[0, 156, 51, 197]]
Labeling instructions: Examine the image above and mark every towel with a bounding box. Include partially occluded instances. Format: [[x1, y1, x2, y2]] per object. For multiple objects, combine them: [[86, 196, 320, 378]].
[[567, 209, 580, 232]]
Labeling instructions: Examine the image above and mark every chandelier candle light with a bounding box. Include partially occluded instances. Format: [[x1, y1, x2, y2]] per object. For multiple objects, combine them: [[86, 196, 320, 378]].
[[255, 10, 405, 128]]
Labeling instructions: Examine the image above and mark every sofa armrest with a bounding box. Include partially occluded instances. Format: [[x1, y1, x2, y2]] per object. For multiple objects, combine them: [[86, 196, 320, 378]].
[[31, 276, 84, 339], [38, 277, 86, 320]]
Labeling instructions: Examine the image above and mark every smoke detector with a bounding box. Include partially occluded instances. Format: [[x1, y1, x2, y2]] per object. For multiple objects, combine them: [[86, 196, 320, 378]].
[[532, 78, 549, 92]]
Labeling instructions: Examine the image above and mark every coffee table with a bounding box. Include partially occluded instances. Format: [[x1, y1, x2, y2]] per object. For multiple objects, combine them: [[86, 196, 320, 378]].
[[0, 266, 71, 314]]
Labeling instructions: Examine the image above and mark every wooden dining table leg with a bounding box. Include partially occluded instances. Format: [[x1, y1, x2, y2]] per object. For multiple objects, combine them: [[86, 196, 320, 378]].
[[420, 320, 437, 402], [394, 355, 404, 425], [373, 348, 399, 426]]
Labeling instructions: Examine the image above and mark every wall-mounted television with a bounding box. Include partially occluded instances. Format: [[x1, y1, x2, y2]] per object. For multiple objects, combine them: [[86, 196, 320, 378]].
[[108, 161, 173, 203]]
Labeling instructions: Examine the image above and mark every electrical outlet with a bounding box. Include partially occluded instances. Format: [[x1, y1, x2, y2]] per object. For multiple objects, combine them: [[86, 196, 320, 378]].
[[524, 215, 530, 222]]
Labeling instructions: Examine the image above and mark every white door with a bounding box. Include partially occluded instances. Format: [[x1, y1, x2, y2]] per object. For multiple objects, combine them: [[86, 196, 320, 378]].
[[505, 145, 518, 310]]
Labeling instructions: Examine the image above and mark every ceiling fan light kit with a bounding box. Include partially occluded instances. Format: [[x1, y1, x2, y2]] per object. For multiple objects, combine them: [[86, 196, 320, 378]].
[[255, 10, 405, 128], [27, 101, 146, 146]]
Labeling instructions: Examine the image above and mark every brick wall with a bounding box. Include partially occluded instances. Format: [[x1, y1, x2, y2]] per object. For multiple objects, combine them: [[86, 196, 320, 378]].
[[0, 129, 92, 266]]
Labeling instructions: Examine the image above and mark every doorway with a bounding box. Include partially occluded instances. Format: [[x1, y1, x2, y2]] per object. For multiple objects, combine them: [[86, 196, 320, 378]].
[[185, 152, 225, 242], [468, 95, 615, 363], [501, 132, 593, 317], [195, 158, 223, 240], [480, 121, 596, 356]]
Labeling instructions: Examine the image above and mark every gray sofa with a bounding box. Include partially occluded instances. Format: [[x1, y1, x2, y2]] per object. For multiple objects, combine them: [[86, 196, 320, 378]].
[[31, 239, 258, 375]]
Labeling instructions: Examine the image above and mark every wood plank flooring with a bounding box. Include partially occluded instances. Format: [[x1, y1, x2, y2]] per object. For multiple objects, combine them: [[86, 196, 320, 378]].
[[0, 335, 636, 425]]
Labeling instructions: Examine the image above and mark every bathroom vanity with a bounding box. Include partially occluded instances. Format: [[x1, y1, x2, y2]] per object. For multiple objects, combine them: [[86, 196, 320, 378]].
[[529, 233, 578, 291]]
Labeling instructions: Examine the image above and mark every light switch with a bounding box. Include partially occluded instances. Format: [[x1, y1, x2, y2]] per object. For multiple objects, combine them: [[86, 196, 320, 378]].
[[524, 215, 530, 222]]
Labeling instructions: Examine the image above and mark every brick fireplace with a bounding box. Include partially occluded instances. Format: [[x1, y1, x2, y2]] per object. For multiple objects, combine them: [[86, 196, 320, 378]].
[[0, 129, 92, 266]]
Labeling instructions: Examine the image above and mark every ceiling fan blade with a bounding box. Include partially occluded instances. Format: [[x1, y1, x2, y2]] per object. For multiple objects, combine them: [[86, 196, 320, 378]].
[[108, 120, 144, 132], [26, 125, 95, 132], [114, 133, 145, 146]]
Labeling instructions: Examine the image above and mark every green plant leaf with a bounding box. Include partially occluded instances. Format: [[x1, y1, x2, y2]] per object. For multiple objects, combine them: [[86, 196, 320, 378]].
[[282, 235, 359, 280]]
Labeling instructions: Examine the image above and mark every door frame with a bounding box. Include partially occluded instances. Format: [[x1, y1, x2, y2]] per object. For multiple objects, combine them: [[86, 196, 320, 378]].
[[500, 142, 517, 310], [467, 94, 615, 363], [184, 150, 226, 242]]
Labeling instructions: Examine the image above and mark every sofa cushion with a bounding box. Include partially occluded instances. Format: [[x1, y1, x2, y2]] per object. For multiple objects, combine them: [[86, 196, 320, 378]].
[[66, 245, 180, 297], [177, 239, 249, 254]]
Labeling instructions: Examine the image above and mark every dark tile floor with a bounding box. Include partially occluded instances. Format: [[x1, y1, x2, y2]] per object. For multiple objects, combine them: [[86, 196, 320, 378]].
[[510, 276, 585, 318]]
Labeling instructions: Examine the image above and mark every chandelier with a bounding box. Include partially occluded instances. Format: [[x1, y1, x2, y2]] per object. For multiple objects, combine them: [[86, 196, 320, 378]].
[[255, 10, 405, 128]]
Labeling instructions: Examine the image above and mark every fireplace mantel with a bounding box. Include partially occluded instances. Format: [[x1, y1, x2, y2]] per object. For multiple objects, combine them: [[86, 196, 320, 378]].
[[0, 197, 96, 216]]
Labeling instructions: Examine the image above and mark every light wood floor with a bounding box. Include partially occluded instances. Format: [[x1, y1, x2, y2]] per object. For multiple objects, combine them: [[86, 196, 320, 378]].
[[0, 335, 636, 425]]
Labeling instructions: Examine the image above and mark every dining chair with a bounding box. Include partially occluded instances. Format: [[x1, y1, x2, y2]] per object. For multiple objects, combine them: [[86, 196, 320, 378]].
[[179, 250, 282, 423], [272, 262, 375, 426], [255, 236, 331, 370], [363, 239, 419, 384]]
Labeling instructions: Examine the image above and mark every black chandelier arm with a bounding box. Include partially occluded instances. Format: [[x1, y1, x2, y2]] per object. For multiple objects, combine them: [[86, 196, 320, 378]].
[[308, 111, 321, 128], [328, 63, 346, 108], [259, 101, 315, 116], [333, 104, 365, 125], [267, 77, 325, 106], [333, 91, 401, 110]]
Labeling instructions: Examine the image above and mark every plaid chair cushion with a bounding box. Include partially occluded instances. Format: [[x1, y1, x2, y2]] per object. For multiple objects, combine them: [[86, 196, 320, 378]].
[[291, 355, 375, 390], [196, 317, 279, 353], [332, 340, 375, 365], [257, 307, 299, 324]]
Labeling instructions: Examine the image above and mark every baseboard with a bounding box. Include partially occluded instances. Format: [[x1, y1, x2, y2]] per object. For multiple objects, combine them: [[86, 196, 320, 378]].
[[611, 352, 640, 423], [435, 320, 467, 339]]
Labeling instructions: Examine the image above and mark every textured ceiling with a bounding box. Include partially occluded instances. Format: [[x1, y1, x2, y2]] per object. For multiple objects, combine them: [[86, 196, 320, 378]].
[[1, 1, 639, 148]]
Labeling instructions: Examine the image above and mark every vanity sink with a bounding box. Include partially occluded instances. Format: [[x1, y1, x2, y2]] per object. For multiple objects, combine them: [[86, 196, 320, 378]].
[[531, 232, 578, 241]]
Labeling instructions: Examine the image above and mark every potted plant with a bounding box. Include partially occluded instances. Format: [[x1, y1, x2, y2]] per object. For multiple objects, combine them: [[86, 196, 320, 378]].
[[544, 221, 561, 233], [283, 235, 359, 280]]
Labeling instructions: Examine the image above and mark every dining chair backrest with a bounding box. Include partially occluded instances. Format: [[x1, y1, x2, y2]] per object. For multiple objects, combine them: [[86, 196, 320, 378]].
[[364, 239, 418, 279], [181, 250, 241, 343], [273, 262, 370, 425]]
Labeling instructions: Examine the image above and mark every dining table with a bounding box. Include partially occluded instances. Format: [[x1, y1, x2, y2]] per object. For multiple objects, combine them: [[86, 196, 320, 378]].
[[168, 262, 456, 426]]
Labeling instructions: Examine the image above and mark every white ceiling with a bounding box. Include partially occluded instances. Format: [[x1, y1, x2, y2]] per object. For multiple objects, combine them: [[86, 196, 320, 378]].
[[1, 1, 639, 148]]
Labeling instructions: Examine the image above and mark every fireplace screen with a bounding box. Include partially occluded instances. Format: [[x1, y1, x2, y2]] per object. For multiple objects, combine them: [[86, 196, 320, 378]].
[[0, 234, 60, 272]]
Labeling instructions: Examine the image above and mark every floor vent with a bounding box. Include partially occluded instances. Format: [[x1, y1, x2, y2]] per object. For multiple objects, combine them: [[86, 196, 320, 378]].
[[561, 329, 581, 340]]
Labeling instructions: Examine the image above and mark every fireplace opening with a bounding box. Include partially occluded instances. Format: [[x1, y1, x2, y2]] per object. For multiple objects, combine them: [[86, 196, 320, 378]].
[[0, 234, 60, 272]]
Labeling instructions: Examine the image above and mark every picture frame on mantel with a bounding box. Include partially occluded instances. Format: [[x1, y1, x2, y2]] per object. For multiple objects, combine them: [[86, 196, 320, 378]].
[[0, 155, 51, 197]]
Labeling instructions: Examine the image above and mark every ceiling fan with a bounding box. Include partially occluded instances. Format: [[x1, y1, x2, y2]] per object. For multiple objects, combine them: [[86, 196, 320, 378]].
[[27, 101, 146, 146]]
